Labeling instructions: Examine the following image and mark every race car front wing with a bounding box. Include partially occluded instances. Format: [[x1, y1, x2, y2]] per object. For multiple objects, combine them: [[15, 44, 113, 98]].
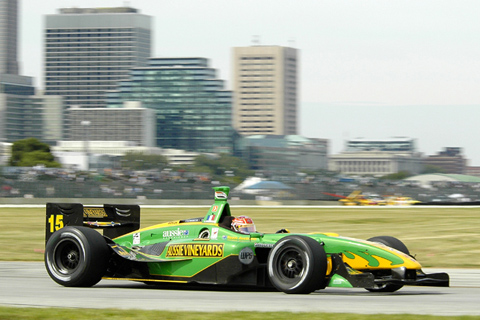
[[329, 254, 449, 288]]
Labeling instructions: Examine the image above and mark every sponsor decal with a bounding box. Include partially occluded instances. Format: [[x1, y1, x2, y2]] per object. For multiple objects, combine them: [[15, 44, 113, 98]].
[[163, 228, 189, 238], [212, 205, 218, 213], [211, 228, 219, 240], [222, 235, 228, 240], [254, 243, 274, 248], [239, 247, 254, 264], [133, 232, 141, 245], [166, 243, 224, 257], [206, 215, 216, 223], [215, 191, 227, 199], [83, 208, 108, 218], [226, 236, 251, 241]]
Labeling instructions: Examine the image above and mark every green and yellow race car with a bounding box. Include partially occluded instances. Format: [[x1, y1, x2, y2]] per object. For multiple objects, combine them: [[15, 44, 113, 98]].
[[44, 186, 449, 294]]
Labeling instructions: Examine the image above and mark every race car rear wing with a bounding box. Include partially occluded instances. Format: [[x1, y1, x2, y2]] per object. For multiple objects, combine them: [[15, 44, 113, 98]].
[[45, 203, 140, 244]]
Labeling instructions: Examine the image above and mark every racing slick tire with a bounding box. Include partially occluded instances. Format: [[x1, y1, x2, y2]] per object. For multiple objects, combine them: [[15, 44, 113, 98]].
[[366, 235, 410, 293], [267, 235, 327, 294], [45, 226, 110, 287]]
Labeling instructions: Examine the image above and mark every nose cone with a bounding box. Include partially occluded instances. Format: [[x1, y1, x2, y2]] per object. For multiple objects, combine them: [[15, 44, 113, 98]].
[[341, 240, 422, 270]]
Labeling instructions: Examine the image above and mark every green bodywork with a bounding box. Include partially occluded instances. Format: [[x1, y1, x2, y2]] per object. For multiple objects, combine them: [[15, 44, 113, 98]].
[[108, 186, 418, 287]]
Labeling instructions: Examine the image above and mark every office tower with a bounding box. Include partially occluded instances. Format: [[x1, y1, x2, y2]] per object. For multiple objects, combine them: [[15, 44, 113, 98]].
[[107, 58, 233, 153], [1, 73, 63, 144], [66, 102, 155, 147], [0, 0, 19, 75], [44, 7, 152, 108], [0, 75, 43, 142], [0, 0, 63, 145], [232, 46, 298, 136], [1, 0, 43, 143]]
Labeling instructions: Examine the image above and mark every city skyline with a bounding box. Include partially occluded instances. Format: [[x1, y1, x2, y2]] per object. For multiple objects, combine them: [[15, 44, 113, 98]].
[[15, 0, 480, 165]]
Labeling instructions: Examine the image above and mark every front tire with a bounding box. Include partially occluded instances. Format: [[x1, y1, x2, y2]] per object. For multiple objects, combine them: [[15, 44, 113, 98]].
[[267, 235, 327, 294], [45, 226, 110, 287], [366, 235, 410, 293]]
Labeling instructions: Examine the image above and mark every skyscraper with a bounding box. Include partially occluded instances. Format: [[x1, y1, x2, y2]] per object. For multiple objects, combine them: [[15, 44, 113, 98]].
[[232, 46, 298, 136], [44, 7, 152, 108], [0, 0, 19, 75], [107, 58, 233, 153], [1, 0, 61, 144]]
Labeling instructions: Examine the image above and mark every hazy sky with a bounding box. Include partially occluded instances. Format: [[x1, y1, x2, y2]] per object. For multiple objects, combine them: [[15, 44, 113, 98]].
[[17, 0, 480, 165]]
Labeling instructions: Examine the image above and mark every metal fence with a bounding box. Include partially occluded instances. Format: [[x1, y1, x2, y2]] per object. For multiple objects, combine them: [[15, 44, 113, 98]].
[[2, 175, 480, 204]]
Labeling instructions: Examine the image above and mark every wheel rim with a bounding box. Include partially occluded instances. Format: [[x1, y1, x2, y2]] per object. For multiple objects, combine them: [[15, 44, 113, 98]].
[[53, 239, 81, 275], [275, 246, 305, 281]]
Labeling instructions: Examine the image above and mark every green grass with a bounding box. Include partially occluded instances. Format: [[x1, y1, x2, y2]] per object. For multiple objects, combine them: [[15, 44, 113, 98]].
[[1, 206, 480, 267], [0, 307, 479, 320]]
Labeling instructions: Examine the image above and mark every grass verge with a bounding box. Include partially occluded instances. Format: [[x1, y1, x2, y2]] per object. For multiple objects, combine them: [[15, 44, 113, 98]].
[[0, 307, 478, 320]]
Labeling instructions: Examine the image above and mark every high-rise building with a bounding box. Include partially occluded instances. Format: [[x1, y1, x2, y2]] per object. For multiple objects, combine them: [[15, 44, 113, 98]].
[[0, 0, 19, 75], [232, 46, 298, 136], [44, 7, 152, 108], [0, 74, 63, 143], [107, 57, 233, 153], [0, 0, 63, 145]]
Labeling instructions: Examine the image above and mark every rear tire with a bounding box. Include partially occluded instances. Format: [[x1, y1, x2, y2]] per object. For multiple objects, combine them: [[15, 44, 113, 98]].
[[45, 226, 109, 287], [267, 235, 327, 294], [366, 235, 410, 292]]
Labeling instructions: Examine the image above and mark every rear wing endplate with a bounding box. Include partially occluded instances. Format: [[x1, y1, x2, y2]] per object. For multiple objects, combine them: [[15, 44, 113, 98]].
[[45, 203, 140, 244]]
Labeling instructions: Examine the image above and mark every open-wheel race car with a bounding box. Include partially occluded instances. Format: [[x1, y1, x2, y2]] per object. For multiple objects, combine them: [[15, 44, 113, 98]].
[[44, 186, 449, 294]]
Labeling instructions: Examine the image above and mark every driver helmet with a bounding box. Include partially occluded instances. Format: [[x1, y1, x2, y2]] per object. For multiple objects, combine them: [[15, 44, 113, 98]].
[[231, 216, 256, 234]]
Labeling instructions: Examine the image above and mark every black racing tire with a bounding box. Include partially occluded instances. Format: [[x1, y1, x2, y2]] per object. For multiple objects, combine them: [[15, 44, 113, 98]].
[[368, 236, 410, 255], [45, 226, 110, 287], [366, 235, 410, 293], [267, 235, 327, 294]]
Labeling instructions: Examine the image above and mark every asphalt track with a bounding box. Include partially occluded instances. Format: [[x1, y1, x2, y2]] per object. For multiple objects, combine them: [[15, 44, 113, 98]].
[[1, 262, 480, 316]]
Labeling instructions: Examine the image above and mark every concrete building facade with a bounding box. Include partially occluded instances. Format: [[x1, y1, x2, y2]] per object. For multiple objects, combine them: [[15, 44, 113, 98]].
[[0, 0, 19, 75], [236, 135, 328, 178], [0, 142, 11, 165], [44, 7, 152, 108], [0, 75, 63, 146], [66, 102, 155, 147], [52, 142, 200, 169], [329, 137, 424, 176], [424, 147, 466, 174], [232, 46, 298, 136], [0, 1, 63, 145]]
